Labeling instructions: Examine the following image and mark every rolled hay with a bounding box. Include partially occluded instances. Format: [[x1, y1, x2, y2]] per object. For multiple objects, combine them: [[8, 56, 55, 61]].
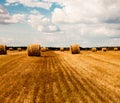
[[102, 48, 107, 52], [70, 44, 80, 54], [0, 45, 7, 55], [92, 48, 97, 52], [9, 48, 14, 51], [27, 44, 41, 56], [46, 47, 49, 51], [41, 47, 47, 52], [60, 47, 64, 51], [17, 48, 22, 51], [114, 48, 118, 51]]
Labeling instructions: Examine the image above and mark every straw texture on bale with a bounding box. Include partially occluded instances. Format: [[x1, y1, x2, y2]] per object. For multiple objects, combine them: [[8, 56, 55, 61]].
[[17, 48, 22, 51], [102, 48, 107, 52], [9, 48, 14, 51], [114, 48, 118, 51], [92, 48, 97, 52], [70, 44, 80, 54], [60, 47, 64, 51], [27, 44, 41, 56], [0, 45, 7, 55]]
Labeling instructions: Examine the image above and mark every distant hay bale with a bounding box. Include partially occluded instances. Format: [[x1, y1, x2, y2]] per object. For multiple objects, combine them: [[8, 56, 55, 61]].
[[41, 47, 47, 52], [9, 48, 14, 51], [60, 47, 64, 51], [92, 48, 97, 52], [17, 48, 22, 51], [0, 44, 7, 55], [114, 48, 118, 51], [27, 44, 41, 56], [102, 48, 107, 52], [46, 47, 49, 51], [41, 48, 45, 52], [70, 44, 80, 54]]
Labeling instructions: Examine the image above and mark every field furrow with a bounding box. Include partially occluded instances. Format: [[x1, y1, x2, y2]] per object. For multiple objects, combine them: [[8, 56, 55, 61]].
[[0, 51, 120, 103]]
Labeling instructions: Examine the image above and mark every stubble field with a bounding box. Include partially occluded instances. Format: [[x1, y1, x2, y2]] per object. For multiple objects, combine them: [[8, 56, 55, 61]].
[[0, 50, 120, 103]]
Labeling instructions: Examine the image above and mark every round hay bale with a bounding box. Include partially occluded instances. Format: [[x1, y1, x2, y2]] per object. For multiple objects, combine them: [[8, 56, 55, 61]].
[[46, 47, 49, 51], [70, 44, 80, 54], [114, 48, 118, 51], [60, 47, 64, 51], [0, 44, 7, 55], [9, 48, 14, 51], [27, 44, 41, 56], [92, 48, 97, 52], [41, 48, 45, 52], [41, 47, 47, 52], [102, 48, 107, 52], [17, 48, 22, 51]]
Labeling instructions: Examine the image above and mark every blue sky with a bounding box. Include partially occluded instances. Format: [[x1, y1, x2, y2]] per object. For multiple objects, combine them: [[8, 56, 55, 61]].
[[0, 0, 120, 47]]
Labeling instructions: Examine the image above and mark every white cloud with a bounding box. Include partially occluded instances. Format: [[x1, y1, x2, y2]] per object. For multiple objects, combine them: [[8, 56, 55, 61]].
[[28, 14, 59, 32], [30, 9, 40, 14], [0, 8, 4, 13], [4, 3, 10, 6], [6, 0, 51, 10], [37, 25, 44, 32], [48, 25, 58, 31], [1, 0, 120, 47], [0, 5, 9, 24], [52, 8, 68, 23], [50, 0, 120, 45], [51, 0, 101, 24], [4, 14, 25, 23], [51, 0, 120, 24], [0, 5, 25, 24]]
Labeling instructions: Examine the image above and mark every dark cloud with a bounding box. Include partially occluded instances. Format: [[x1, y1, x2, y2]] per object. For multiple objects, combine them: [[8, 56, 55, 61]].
[[104, 18, 120, 24]]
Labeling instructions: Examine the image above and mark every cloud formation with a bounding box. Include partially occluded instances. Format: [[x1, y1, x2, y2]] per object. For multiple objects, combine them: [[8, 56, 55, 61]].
[[51, 0, 120, 24], [50, 0, 120, 39], [0, 0, 120, 47], [0, 5, 25, 24], [28, 14, 59, 32], [6, 0, 51, 9]]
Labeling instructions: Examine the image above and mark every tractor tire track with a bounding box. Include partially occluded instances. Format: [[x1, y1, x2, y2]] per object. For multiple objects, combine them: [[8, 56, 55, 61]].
[[60, 56, 120, 103]]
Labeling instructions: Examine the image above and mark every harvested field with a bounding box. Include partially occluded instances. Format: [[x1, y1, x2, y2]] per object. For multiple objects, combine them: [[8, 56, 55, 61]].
[[0, 50, 120, 103]]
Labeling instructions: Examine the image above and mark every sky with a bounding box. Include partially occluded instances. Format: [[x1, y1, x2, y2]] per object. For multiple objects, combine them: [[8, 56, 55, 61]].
[[0, 0, 120, 47]]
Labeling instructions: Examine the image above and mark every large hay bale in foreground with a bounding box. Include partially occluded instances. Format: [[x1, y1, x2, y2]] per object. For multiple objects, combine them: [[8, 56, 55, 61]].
[[0, 45, 7, 55], [9, 48, 14, 51], [92, 48, 97, 52], [102, 48, 107, 52], [114, 48, 118, 51], [17, 48, 22, 51], [60, 47, 64, 51], [70, 44, 80, 54], [27, 44, 41, 56]]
